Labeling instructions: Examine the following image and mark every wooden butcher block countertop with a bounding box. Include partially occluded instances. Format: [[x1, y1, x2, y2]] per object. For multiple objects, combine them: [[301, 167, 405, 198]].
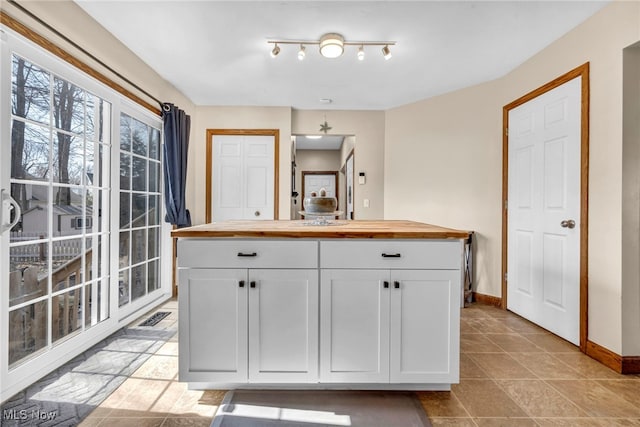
[[171, 220, 471, 239]]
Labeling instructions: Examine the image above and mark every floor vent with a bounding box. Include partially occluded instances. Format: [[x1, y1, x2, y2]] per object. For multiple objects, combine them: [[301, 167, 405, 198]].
[[139, 311, 171, 327]]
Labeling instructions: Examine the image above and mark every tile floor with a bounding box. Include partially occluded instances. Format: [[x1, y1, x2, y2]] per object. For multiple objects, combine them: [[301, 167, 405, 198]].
[[78, 301, 640, 427]]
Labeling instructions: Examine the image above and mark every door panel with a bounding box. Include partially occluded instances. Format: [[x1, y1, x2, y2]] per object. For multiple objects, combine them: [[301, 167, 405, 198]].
[[507, 77, 581, 345], [390, 270, 459, 383], [248, 269, 318, 382], [212, 135, 274, 221], [320, 269, 389, 383], [179, 268, 247, 382]]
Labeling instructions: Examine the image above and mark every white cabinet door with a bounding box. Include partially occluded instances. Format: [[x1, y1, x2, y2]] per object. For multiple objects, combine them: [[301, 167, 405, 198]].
[[248, 269, 318, 383], [389, 270, 460, 383], [178, 268, 248, 383], [320, 269, 390, 383]]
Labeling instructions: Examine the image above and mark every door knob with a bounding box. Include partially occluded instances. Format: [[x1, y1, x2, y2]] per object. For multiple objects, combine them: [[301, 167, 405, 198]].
[[255, 211, 260, 217], [560, 219, 576, 229]]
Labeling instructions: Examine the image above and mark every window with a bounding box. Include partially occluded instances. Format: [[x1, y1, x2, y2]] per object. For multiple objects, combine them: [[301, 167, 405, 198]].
[[118, 114, 162, 307]]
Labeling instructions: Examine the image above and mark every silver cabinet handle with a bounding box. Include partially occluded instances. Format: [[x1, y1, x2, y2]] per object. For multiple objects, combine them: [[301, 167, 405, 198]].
[[560, 219, 576, 229], [1, 189, 21, 234]]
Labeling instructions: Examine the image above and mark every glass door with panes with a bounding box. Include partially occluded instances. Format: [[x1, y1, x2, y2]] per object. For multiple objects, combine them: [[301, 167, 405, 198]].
[[6, 54, 111, 367]]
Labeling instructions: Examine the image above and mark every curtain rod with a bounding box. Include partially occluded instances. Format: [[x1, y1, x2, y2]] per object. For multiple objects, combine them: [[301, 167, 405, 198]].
[[7, 0, 165, 111]]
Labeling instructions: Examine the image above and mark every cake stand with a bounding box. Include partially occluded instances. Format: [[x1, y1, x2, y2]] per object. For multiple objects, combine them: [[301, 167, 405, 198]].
[[298, 211, 344, 226]]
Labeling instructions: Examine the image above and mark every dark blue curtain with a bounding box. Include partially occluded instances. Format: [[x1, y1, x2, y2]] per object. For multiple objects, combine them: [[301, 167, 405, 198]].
[[162, 103, 191, 227]]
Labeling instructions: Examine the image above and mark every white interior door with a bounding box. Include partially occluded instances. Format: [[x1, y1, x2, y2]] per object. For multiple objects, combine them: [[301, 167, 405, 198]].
[[345, 154, 354, 219], [507, 77, 581, 345], [212, 135, 274, 221], [303, 173, 337, 199]]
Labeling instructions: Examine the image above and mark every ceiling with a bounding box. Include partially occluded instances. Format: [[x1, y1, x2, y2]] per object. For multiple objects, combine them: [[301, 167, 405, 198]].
[[295, 135, 345, 150], [75, 1, 609, 111]]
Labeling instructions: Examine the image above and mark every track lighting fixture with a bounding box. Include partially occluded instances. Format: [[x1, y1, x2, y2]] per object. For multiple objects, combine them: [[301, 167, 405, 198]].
[[268, 33, 395, 60], [271, 43, 280, 58]]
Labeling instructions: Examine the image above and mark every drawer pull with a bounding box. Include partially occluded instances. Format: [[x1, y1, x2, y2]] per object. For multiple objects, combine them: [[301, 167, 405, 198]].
[[239, 280, 245, 288], [394, 281, 400, 289], [383, 281, 389, 288], [250, 281, 256, 288], [381, 253, 401, 258], [237, 252, 257, 257]]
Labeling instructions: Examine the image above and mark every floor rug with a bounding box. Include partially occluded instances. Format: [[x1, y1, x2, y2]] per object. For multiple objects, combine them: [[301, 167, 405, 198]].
[[212, 389, 432, 427]]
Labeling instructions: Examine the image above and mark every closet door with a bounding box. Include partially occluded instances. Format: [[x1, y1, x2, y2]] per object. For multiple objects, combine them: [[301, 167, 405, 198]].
[[211, 135, 274, 221]]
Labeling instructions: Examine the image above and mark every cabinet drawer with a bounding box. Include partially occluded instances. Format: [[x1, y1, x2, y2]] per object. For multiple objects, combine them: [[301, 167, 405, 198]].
[[177, 239, 318, 268], [320, 240, 461, 270]]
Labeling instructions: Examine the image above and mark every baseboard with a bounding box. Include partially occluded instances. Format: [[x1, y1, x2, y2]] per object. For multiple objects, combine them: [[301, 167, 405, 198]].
[[586, 340, 640, 374], [472, 292, 502, 307]]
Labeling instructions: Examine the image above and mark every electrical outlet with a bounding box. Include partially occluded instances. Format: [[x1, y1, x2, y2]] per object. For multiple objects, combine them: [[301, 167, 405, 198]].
[[363, 199, 370, 208]]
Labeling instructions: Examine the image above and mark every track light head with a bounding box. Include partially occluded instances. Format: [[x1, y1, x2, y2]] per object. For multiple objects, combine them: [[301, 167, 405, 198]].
[[382, 45, 392, 60], [271, 43, 280, 58], [357, 45, 365, 61], [298, 44, 306, 61]]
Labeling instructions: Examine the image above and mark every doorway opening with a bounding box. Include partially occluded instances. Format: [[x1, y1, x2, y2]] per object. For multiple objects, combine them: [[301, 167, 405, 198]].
[[291, 135, 355, 220]]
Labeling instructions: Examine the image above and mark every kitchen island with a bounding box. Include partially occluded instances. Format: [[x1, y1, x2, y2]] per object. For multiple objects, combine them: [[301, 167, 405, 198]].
[[172, 220, 470, 391]]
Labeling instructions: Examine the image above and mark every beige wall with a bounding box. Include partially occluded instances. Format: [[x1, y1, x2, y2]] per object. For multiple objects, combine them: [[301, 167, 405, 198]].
[[292, 110, 385, 219], [385, 1, 640, 354], [385, 79, 503, 309], [190, 106, 292, 224]]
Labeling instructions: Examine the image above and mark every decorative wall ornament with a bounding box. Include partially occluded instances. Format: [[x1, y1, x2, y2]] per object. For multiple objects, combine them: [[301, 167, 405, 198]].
[[320, 120, 332, 133]]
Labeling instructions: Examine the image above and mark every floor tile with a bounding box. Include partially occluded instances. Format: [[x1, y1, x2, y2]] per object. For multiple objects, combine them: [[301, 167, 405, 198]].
[[520, 333, 579, 353], [485, 333, 545, 353], [552, 353, 622, 379], [509, 353, 585, 379], [496, 379, 586, 417], [473, 418, 538, 427], [430, 418, 478, 426], [416, 391, 468, 417], [461, 334, 504, 353], [96, 418, 165, 426], [166, 388, 223, 418], [534, 419, 640, 426], [452, 380, 527, 417], [500, 316, 549, 334], [160, 418, 212, 427], [467, 353, 536, 379], [546, 379, 640, 418], [596, 379, 640, 408], [460, 354, 489, 379], [460, 319, 482, 334], [131, 355, 179, 381], [465, 318, 515, 334]]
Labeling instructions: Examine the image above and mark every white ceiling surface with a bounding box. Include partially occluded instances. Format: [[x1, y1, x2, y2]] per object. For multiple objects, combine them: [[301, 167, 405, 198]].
[[75, 1, 609, 111], [295, 135, 345, 150]]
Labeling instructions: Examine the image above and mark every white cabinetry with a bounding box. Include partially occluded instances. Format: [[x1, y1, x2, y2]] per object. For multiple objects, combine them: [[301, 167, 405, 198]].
[[177, 236, 462, 389], [178, 240, 318, 384], [319, 240, 460, 384]]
